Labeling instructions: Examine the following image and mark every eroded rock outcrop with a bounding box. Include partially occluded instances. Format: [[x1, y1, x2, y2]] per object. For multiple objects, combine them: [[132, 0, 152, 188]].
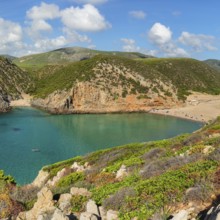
[[31, 81, 179, 114], [0, 90, 10, 112], [0, 57, 33, 112], [17, 187, 55, 220]]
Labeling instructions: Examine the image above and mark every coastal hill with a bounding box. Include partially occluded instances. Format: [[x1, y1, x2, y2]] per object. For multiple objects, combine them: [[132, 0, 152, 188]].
[[2, 116, 220, 219], [27, 54, 220, 114], [0, 57, 32, 112], [1, 47, 220, 116]]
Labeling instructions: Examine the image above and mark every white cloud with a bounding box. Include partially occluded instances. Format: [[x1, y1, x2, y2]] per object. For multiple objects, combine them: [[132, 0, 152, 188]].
[[61, 4, 111, 32], [148, 22, 188, 57], [73, 0, 108, 5], [25, 2, 60, 39], [179, 32, 217, 52], [160, 43, 189, 57], [121, 38, 157, 56], [31, 19, 52, 32], [34, 36, 67, 49], [148, 22, 172, 45], [129, 10, 146, 19], [88, 44, 96, 49], [63, 27, 91, 43], [26, 2, 60, 20], [23, 2, 94, 55], [0, 18, 24, 55], [121, 38, 140, 52]]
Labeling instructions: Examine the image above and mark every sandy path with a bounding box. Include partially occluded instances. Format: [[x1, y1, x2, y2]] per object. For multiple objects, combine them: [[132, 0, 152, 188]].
[[10, 93, 32, 107], [150, 92, 220, 123]]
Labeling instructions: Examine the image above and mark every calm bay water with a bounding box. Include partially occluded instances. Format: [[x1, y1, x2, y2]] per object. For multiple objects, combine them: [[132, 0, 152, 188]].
[[0, 107, 202, 184]]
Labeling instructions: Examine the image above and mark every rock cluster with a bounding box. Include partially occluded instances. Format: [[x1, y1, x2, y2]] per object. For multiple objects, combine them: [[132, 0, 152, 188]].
[[16, 186, 119, 220]]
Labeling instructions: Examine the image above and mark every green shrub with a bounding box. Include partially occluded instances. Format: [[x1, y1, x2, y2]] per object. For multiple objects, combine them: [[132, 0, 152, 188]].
[[57, 172, 85, 188], [0, 170, 15, 184], [70, 195, 88, 212]]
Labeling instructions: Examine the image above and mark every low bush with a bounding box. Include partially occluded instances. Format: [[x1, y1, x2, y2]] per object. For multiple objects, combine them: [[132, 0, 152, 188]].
[[0, 170, 15, 184], [142, 148, 166, 161], [43, 156, 82, 178], [207, 148, 220, 162], [184, 182, 212, 203], [86, 172, 116, 187], [103, 187, 136, 211], [70, 195, 87, 212], [9, 185, 39, 211], [140, 154, 201, 179], [57, 172, 85, 188]]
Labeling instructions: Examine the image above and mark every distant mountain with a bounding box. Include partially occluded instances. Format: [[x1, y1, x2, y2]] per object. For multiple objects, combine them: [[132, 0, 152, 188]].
[[204, 59, 220, 71], [0, 54, 17, 61], [14, 47, 154, 71]]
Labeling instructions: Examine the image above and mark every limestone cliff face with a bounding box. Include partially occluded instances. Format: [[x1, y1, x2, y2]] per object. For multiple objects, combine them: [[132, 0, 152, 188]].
[[31, 59, 182, 113], [71, 81, 179, 113], [31, 81, 180, 114]]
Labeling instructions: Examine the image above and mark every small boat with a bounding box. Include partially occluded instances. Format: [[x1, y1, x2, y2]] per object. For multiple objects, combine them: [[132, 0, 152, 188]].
[[32, 148, 40, 152]]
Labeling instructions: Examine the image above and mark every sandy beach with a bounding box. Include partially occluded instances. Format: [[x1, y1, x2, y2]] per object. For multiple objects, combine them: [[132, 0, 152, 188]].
[[10, 93, 32, 107], [150, 92, 220, 123], [10, 92, 220, 123]]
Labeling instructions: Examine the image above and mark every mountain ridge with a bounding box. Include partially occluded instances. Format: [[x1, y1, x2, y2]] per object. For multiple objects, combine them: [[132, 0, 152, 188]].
[[204, 59, 220, 71], [13, 47, 154, 72]]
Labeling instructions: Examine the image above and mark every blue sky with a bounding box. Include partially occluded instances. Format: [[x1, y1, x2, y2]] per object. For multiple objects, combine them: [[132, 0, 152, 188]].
[[0, 0, 220, 60]]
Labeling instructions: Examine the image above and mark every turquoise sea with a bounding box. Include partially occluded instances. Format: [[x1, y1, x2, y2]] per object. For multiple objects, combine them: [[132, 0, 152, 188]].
[[0, 107, 202, 185]]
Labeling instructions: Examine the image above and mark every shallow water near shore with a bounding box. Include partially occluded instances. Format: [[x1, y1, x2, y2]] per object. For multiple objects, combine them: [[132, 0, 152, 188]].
[[0, 107, 202, 185]]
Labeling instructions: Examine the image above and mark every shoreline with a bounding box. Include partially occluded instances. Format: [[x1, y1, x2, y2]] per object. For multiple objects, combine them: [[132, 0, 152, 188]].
[[10, 93, 32, 107], [10, 92, 220, 123], [150, 92, 220, 123], [149, 109, 205, 123]]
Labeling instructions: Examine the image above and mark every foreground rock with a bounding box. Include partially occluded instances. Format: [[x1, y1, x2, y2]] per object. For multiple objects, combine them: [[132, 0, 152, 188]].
[[0, 90, 10, 112], [17, 187, 55, 220]]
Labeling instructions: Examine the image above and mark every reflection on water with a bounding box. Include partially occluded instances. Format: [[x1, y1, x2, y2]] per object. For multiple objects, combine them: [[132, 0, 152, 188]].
[[0, 107, 202, 184]]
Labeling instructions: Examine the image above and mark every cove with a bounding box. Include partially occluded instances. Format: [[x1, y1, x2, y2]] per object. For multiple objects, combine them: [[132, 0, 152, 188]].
[[0, 107, 202, 185]]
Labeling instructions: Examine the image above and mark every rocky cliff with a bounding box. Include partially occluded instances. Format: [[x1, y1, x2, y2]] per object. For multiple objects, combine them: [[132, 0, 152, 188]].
[[30, 55, 220, 114], [32, 79, 179, 114], [0, 57, 33, 112], [0, 89, 10, 112]]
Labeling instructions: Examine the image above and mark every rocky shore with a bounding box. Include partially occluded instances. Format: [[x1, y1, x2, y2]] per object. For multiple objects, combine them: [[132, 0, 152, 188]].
[[0, 90, 11, 112]]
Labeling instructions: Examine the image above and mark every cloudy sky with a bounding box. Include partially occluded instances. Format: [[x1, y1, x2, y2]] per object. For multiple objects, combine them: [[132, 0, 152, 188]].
[[0, 0, 220, 59]]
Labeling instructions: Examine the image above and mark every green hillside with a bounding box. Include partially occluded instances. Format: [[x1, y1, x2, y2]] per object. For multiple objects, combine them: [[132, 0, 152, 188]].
[[13, 47, 153, 72], [0, 57, 33, 99], [40, 117, 220, 219], [31, 55, 220, 100]]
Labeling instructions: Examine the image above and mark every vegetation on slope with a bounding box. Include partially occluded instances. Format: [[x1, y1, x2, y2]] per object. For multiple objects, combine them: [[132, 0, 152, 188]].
[[0, 57, 33, 99], [30, 55, 220, 100], [3, 116, 220, 218], [39, 116, 220, 219]]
